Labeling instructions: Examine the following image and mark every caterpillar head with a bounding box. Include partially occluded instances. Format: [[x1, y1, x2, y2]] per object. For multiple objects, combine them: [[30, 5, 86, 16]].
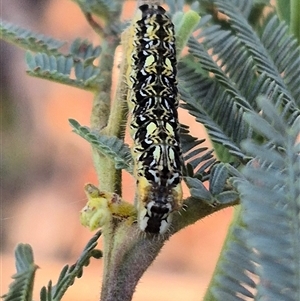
[[137, 181, 175, 234], [138, 200, 173, 234]]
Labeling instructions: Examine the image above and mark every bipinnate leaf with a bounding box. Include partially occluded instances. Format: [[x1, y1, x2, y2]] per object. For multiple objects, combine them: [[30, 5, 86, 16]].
[[26, 52, 101, 91], [69, 119, 133, 173], [0, 20, 65, 54], [2, 244, 38, 301], [40, 231, 102, 301]]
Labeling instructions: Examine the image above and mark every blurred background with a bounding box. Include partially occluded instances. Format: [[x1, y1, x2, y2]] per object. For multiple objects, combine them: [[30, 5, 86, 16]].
[[1, 1, 233, 300]]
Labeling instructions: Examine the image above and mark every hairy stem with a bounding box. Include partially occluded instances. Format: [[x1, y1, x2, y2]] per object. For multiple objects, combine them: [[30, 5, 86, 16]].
[[91, 36, 122, 193], [103, 46, 128, 140], [100, 223, 164, 301], [99, 196, 238, 301]]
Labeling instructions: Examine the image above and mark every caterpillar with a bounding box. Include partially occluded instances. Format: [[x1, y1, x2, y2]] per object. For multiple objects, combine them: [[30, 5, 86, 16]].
[[125, 4, 183, 234]]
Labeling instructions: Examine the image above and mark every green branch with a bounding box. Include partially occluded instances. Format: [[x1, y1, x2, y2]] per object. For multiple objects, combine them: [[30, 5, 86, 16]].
[[290, 0, 300, 43], [90, 36, 122, 193], [276, 0, 300, 44]]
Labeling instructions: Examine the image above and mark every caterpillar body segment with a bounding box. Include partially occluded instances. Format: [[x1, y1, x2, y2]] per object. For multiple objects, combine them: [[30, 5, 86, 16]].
[[126, 4, 183, 234]]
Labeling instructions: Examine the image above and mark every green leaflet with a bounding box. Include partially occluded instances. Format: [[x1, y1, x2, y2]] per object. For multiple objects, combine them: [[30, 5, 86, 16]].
[[69, 119, 133, 173], [233, 97, 300, 300], [2, 244, 37, 301], [0, 19, 65, 54], [179, 0, 300, 164], [40, 231, 102, 301], [26, 51, 101, 91]]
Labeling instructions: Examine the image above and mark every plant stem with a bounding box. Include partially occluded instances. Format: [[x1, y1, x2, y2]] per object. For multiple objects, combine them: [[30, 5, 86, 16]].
[[90, 36, 122, 194], [290, 0, 300, 44], [100, 223, 165, 301], [104, 46, 128, 140], [98, 196, 238, 301]]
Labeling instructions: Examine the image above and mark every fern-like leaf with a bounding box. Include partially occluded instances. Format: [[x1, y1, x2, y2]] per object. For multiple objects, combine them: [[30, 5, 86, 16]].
[[180, 125, 239, 205], [179, 0, 300, 165], [180, 124, 216, 181], [2, 244, 38, 301], [179, 74, 251, 162], [26, 52, 101, 91], [260, 15, 300, 106], [69, 119, 133, 173], [0, 19, 65, 55], [185, 164, 239, 206], [40, 231, 102, 301], [231, 97, 300, 300], [214, 0, 300, 108], [185, 176, 214, 203], [205, 224, 257, 301], [74, 0, 121, 19], [69, 38, 101, 64]]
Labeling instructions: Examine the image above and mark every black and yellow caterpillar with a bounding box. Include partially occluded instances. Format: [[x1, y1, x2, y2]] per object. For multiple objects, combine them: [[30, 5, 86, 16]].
[[125, 4, 183, 234]]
